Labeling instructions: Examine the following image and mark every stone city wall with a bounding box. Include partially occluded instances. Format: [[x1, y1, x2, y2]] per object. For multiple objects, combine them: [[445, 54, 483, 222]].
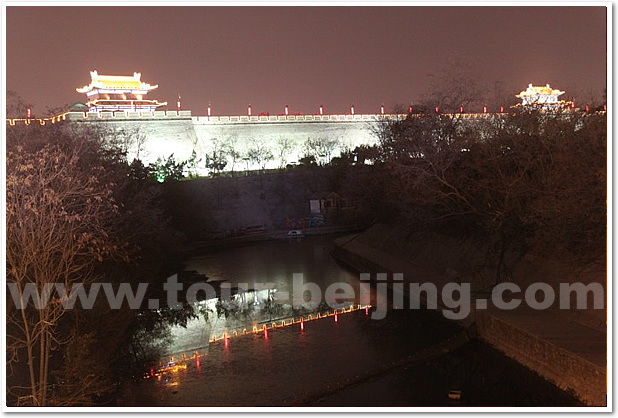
[[53, 110, 394, 173]]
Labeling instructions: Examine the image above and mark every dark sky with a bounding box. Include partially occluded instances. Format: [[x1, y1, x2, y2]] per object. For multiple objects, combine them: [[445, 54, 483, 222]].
[[6, 6, 607, 116]]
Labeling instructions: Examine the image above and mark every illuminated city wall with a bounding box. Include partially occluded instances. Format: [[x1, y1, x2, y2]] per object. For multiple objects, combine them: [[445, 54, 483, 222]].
[[192, 117, 381, 170], [57, 111, 388, 174]]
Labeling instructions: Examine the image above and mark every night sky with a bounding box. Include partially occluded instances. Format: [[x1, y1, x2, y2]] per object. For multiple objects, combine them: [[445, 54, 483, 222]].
[[6, 5, 607, 116]]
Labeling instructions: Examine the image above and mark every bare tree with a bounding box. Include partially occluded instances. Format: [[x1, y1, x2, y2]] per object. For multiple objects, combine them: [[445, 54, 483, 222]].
[[112, 125, 147, 162], [6, 90, 33, 119], [223, 134, 242, 176], [275, 136, 294, 168], [246, 138, 273, 171], [486, 80, 518, 111], [423, 58, 486, 113], [303, 136, 339, 166], [6, 143, 123, 406]]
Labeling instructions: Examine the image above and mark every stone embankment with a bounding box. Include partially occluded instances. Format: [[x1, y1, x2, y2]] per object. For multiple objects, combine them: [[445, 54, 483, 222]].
[[332, 224, 607, 406]]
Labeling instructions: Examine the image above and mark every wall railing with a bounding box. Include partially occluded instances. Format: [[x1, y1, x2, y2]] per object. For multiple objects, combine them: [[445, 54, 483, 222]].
[[6, 109, 606, 126]]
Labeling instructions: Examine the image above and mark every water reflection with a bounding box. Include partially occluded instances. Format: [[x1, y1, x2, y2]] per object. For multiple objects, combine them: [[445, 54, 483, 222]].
[[165, 235, 384, 356], [127, 235, 580, 407]]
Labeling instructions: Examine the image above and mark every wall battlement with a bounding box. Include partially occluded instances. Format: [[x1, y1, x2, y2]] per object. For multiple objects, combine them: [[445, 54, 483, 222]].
[[6, 110, 510, 127], [68, 110, 193, 121]]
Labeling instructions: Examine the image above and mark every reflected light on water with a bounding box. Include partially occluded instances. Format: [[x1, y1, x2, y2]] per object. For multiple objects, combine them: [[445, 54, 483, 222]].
[[207, 304, 370, 343]]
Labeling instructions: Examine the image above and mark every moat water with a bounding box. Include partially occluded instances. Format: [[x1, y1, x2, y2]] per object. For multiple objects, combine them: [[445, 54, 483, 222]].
[[122, 235, 580, 407]]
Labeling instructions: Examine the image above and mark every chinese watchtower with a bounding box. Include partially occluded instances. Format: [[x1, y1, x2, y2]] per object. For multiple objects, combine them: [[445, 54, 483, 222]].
[[76, 70, 167, 112]]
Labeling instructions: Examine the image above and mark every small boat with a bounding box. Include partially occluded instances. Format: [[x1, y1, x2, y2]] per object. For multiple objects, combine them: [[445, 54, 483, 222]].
[[286, 230, 305, 238], [448, 390, 462, 405], [448, 390, 461, 400]]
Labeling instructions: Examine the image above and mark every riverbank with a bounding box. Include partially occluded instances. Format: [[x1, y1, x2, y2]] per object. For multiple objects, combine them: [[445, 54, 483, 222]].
[[179, 224, 364, 255], [332, 224, 607, 406]]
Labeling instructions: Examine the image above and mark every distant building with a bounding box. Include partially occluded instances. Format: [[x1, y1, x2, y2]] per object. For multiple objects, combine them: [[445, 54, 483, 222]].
[[309, 192, 349, 215], [515, 83, 572, 110], [76, 70, 167, 112]]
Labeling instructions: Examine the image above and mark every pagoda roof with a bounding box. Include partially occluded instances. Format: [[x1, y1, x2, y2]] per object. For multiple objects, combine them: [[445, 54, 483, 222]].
[[77, 70, 158, 93], [516, 83, 564, 98]]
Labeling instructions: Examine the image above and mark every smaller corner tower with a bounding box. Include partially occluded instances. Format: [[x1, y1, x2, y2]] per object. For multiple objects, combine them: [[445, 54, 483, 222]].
[[515, 83, 572, 110]]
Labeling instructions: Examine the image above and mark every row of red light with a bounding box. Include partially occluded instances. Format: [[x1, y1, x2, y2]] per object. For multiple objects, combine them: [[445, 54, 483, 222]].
[[195, 103, 607, 117], [209, 304, 372, 344], [23, 102, 607, 119]]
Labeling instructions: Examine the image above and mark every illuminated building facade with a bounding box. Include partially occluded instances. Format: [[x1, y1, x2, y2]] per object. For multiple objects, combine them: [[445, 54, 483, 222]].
[[515, 83, 571, 110], [76, 70, 167, 112]]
